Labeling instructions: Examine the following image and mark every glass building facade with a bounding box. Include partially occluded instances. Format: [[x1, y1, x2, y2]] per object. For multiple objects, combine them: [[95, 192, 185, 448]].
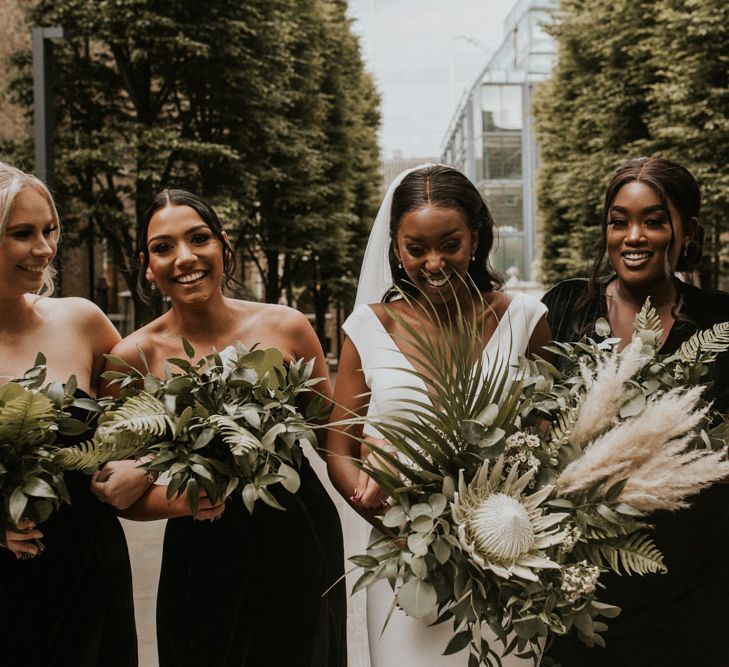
[[442, 0, 557, 282]]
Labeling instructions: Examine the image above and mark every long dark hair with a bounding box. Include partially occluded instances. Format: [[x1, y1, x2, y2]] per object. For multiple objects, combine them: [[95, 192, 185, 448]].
[[136, 189, 236, 303], [384, 164, 502, 301], [579, 157, 703, 322]]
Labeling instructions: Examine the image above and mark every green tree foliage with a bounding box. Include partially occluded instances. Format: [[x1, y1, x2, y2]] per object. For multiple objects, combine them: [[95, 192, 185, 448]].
[[534, 0, 728, 289], [7, 0, 379, 327], [644, 0, 729, 288]]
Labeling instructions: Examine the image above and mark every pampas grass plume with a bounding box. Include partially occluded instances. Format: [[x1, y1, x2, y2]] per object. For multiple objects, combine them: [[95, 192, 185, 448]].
[[555, 386, 729, 510], [571, 338, 647, 447]]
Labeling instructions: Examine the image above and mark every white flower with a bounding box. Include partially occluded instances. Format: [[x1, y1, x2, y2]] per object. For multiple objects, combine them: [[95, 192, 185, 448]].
[[560, 561, 600, 604], [451, 456, 569, 582]]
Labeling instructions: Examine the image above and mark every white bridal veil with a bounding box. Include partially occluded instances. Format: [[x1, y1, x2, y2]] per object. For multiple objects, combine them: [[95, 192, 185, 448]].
[[354, 163, 436, 307]]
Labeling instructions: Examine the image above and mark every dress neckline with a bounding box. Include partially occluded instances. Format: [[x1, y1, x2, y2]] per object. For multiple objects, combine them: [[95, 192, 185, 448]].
[[363, 293, 522, 375]]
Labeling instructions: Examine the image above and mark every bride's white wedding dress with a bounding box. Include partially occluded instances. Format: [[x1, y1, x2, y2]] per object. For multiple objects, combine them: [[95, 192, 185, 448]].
[[341, 292, 547, 666]]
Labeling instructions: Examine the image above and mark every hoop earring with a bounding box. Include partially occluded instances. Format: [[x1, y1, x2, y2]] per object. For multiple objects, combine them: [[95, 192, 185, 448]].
[[397, 261, 402, 269]]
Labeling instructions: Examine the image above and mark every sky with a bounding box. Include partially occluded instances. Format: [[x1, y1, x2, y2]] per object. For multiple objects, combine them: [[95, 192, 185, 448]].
[[347, 0, 517, 159]]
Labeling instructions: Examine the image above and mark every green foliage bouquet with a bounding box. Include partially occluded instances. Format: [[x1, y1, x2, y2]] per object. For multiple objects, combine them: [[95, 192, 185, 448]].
[[347, 300, 729, 666], [0, 357, 96, 556], [58, 341, 326, 515]]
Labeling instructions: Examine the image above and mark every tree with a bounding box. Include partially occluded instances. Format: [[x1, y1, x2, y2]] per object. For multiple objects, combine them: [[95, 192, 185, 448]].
[[5, 0, 380, 328], [643, 0, 729, 287], [534, 0, 728, 289]]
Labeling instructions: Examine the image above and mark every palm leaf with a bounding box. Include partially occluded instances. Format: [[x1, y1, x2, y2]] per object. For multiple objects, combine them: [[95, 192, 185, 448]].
[[675, 321, 729, 363], [348, 287, 522, 491]]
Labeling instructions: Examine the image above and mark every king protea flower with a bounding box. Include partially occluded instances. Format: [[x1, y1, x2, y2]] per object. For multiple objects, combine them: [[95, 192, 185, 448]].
[[451, 456, 568, 581]]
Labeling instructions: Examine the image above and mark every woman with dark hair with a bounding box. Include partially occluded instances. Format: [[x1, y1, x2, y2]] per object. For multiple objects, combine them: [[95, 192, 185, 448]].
[[327, 164, 551, 665], [0, 162, 137, 665], [92, 189, 347, 666], [542, 157, 729, 666]]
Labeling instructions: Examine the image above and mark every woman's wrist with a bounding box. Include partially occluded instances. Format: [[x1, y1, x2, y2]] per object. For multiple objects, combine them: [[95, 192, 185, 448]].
[[136, 455, 159, 486]]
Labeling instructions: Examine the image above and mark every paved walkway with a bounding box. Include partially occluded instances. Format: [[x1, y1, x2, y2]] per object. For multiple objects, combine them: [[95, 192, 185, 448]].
[[122, 518, 164, 667]]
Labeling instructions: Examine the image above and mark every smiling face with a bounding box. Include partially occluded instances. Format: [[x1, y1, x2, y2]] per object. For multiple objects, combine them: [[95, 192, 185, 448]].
[[0, 186, 57, 298], [145, 204, 227, 305], [393, 205, 477, 304], [606, 181, 691, 290]]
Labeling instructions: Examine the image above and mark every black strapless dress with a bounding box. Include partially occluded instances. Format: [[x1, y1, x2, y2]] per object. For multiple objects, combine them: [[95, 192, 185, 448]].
[[156, 454, 347, 667], [0, 391, 137, 666]]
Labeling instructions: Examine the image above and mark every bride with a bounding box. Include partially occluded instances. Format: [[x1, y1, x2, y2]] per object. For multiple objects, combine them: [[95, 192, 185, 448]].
[[326, 164, 551, 665]]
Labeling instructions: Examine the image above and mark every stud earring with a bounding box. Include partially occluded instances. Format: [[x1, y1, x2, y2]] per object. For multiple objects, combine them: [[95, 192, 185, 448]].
[[397, 261, 402, 269]]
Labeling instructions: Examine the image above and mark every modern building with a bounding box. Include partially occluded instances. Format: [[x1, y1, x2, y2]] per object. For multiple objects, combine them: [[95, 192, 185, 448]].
[[441, 0, 558, 283]]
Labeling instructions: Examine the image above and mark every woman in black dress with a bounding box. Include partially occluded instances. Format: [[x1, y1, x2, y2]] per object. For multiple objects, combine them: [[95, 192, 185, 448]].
[[93, 190, 347, 666], [542, 157, 729, 666], [0, 162, 137, 665]]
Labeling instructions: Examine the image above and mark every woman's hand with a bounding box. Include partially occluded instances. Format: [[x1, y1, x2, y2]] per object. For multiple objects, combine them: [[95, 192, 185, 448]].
[[4, 519, 43, 558], [351, 437, 396, 509], [188, 493, 226, 521], [90, 459, 153, 510]]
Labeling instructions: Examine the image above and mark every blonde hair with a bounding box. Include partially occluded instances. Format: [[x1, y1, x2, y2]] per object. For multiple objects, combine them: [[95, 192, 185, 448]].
[[0, 162, 61, 297]]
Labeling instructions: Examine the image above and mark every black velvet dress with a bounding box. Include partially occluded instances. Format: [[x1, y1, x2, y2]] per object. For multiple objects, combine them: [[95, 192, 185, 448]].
[[542, 278, 729, 667], [156, 453, 347, 667], [0, 392, 137, 667]]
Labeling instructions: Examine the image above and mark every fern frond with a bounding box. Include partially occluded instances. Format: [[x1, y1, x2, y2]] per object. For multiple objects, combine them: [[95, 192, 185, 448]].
[[675, 321, 729, 363], [632, 298, 663, 346], [206, 414, 260, 453], [54, 438, 144, 473], [615, 533, 666, 575], [577, 533, 665, 576], [99, 393, 171, 440], [0, 390, 57, 446]]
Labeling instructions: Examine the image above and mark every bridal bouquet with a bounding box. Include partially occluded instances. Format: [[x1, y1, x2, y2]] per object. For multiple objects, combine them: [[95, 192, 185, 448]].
[[57, 341, 325, 514], [0, 356, 96, 556], [348, 299, 729, 666]]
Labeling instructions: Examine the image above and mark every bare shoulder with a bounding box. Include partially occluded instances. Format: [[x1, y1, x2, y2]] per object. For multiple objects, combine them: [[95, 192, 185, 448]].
[[38, 297, 119, 343], [236, 300, 311, 332], [483, 289, 511, 316], [108, 318, 164, 367], [368, 299, 406, 328], [38, 296, 104, 323]]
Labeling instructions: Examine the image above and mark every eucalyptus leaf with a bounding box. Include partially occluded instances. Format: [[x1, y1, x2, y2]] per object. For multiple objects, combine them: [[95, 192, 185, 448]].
[[396, 578, 437, 619]]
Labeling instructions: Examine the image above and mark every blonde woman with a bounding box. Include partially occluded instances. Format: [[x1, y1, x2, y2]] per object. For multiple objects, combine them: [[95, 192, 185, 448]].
[[0, 163, 137, 666]]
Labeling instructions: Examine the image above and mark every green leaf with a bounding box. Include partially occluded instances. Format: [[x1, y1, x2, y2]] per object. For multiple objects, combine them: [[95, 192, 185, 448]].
[[277, 463, 300, 494], [9, 488, 28, 525], [72, 397, 102, 413], [407, 533, 429, 557], [432, 538, 451, 565], [396, 578, 437, 619], [428, 493, 448, 516], [242, 483, 257, 514], [382, 505, 406, 528], [619, 392, 646, 418], [444, 630, 471, 655], [258, 487, 285, 511], [23, 477, 57, 498], [349, 554, 380, 568], [57, 417, 89, 436], [182, 337, 196, 359]]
